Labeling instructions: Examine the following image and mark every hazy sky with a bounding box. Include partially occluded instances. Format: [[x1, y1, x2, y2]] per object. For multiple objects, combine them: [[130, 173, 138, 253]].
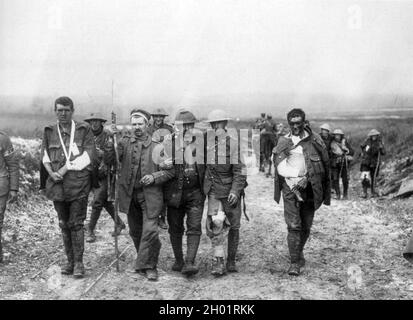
[[1, 0, 413, 113]]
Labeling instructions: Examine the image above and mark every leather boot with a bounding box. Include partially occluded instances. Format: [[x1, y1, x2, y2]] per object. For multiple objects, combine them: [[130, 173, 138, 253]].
[[226, 229, 239, 272], [170, 234, 184, 271], [61, 229, 74, 275], [182, 235, 200, 276], [343, 182, 349, 200], [334, 182, 341, 200], [111, 220, 126, 237], [86, 227, 96, 243], [287, 232, 301, 276], [71, 229, 85, 278], [130, 236, 143, 272]]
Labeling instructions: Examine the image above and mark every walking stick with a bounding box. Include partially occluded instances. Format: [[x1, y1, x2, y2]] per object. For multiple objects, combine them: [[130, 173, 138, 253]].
[[373, 152, 381, 192], [111, 111, 120, 272]]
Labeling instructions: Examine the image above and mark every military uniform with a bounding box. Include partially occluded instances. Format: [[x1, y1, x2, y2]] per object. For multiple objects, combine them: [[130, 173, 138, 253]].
[[105, 131, 174, 275], [40, 121, 95, 276], [164, 136, 205, 275], [330, 137, 354, 199], [148, 120, 173, 229], [360, 131, 385, 197], [260, 117, 278, 176], [0, 132, 19, 263], [273, 127, 330, 275], [87, 127, 125, 241], [204, 130, 247, 275]]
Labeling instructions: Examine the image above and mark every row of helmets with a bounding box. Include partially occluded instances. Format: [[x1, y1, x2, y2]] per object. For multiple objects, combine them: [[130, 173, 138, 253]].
[[84, 108, 231, 125], [320, 123, 380, 137]]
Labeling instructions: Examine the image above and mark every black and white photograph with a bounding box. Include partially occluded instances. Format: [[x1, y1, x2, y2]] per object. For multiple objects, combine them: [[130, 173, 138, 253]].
[[0, 0, 413, 304]]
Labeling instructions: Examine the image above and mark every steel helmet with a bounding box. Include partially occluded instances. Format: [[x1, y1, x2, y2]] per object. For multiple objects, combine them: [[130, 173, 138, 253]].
[[320, 123, 331, 132], [204, 109, 231, 123], [175, 110, 197, 124], [368, 129, 380, 137], [84, 112, 107, 123], [151, 108, 169, 117], [333, 129, 344, 135]]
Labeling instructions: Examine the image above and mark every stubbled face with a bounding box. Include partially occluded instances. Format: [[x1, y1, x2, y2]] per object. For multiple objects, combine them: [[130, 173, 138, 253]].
[[90, 119, 104, 132], [320, 129, 329, 139], [334, 134, 342, 142], [288, 116, 304, 136], [131, 117, 148, 137], [55, 104, 73, 124], [153, 115, 165, 127]]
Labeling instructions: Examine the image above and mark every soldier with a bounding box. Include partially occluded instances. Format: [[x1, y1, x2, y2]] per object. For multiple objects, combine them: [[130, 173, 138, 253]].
[[319, 123, 332, 155], [163, 110, 205, 276], [204, 109, 247, 276], [0, 131, 19, 263], [261, 114, 278, 177], [106, 108, 174, 281], [330, 129, 354, 200], [360, 129, 385, 198], [40, 96, 96, 278], [253, 113, 266, 172], [84, 113, 125, 243], [148, 107, 173, 230], [273, 108, 330, 276]]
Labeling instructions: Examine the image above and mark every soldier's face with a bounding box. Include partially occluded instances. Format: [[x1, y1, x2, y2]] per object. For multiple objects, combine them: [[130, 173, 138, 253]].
[[183, 123, 195, 132], [131, 117, 148, 136], [371, 135, 378, 141], [153, 115, 165, 126], [210, 121, 227, 131], [288, 116, 304, 136], [334, 134, 342, 142], [90, 120, 103, 132], [320, 129, 329, 138], [55, 104, 73, 124]]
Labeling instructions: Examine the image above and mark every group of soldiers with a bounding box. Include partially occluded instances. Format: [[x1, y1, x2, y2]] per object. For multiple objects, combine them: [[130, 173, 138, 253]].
[[0, 97, 399, 283]]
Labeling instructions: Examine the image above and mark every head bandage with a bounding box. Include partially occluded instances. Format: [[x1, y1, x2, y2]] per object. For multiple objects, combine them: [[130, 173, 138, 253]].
[[130, 112, 149, 123]]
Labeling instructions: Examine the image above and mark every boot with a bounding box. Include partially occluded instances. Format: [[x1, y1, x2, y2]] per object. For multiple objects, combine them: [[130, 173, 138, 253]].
[[288, 263, 300, 276], [334, 182, 341, 200], [130, 236, 142, 272], [226, 229, 239, 272], [211, 257, 226, 276], [61, 229, 74, 275], [71, 229, 85, 278], [342, 183, 349, 200], [86, 227, 96, 243], [298, 251, 306, 268], [182, 235, 200, 276], [145, 268, 158, 281], [111, 220, 126, 237], [287, 232, 301, 276], [170, 234, 184, 271]]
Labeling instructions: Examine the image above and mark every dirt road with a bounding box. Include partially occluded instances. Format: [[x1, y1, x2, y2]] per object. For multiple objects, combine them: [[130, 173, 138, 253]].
[[1, 170, 413, 300]]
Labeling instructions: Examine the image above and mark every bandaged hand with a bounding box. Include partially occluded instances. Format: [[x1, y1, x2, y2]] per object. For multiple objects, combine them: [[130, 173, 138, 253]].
[[292, 176, 308, 191]]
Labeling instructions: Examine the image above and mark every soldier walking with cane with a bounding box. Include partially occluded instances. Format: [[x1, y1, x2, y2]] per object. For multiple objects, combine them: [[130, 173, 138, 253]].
[[85, 113, 126, 243]]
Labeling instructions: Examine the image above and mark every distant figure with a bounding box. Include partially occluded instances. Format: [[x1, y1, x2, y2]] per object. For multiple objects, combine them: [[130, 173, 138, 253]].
[[360, 129, 385, 198], [148, 108, 173, 230], [0, 131, 19, 263], [273, 108, 330, 276], [260, 114, 278, 177], [330, 129, 354, 200], [254, 113, 266, 171]]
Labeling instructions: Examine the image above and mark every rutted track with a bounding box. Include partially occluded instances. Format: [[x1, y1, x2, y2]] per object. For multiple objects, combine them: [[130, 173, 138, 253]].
[[1, 170, 413, 299]]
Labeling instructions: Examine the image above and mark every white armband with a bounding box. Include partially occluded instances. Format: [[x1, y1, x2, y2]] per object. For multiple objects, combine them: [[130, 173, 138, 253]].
[[66, 152, 91, 171]]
